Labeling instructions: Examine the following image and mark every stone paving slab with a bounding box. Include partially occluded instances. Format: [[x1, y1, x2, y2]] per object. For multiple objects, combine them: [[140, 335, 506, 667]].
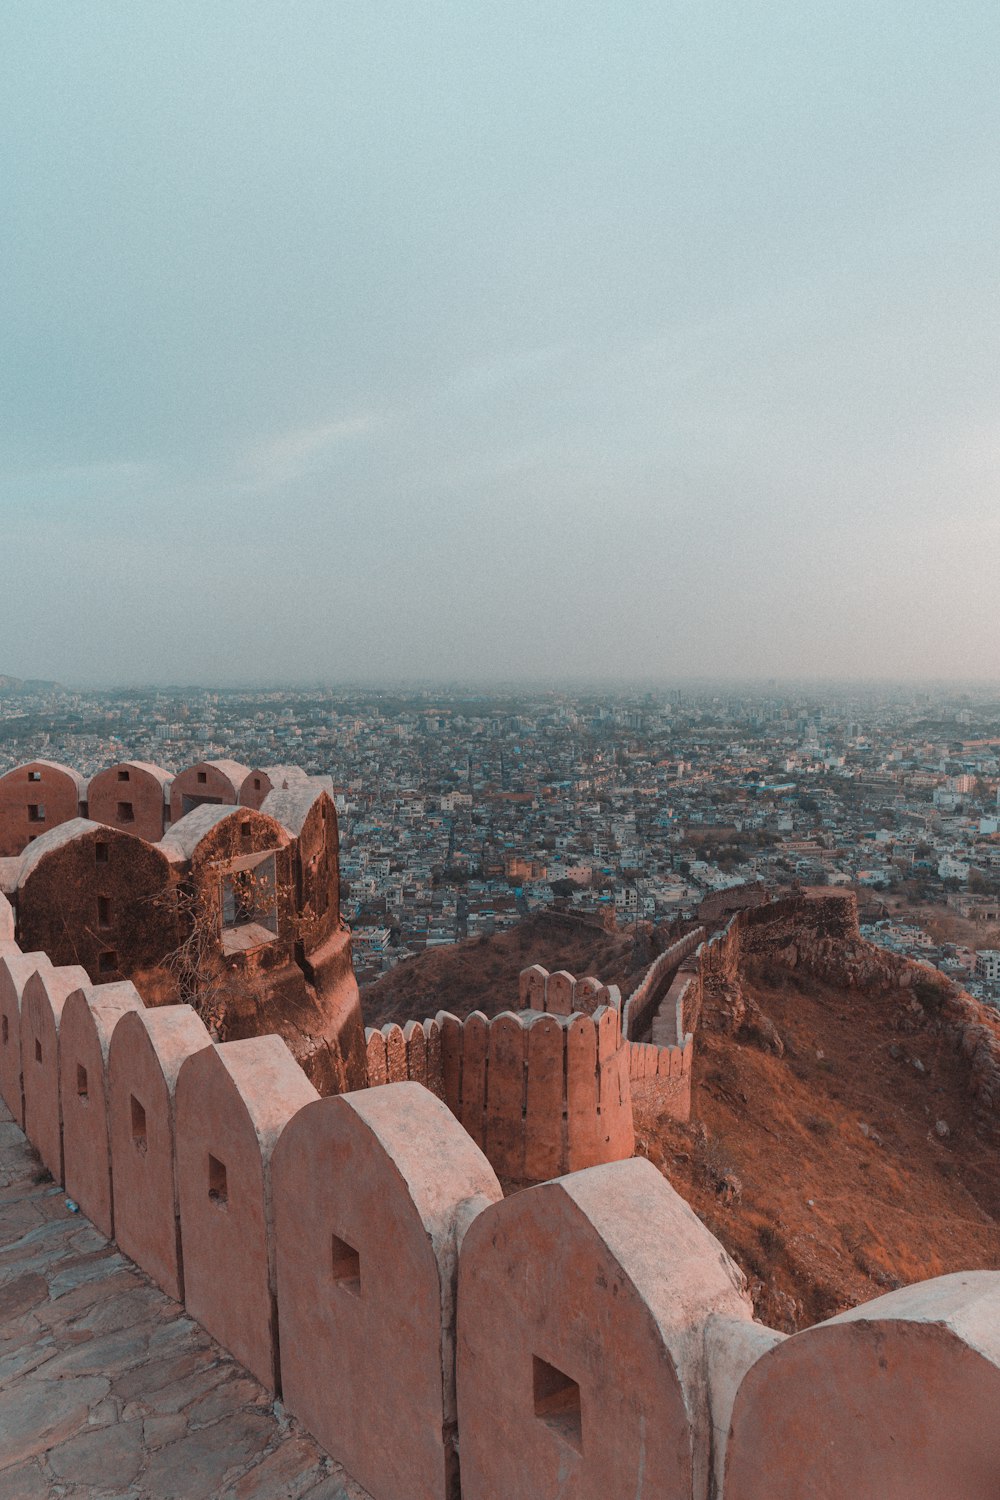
[[0, 1102, 372, 1499]]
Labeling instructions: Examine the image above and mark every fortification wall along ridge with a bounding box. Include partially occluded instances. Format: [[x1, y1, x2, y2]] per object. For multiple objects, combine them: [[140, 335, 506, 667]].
[[359, 941, 702, 1187], [689, 888, 1000, 1120], [2, 931, 999, 1499], [621, 925, 706, 1042]]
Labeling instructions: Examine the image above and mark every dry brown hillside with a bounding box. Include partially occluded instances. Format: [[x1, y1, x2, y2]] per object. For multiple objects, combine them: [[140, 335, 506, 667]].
[[635, 959, 1000, 1331], [363, 907, 1000, 1335]]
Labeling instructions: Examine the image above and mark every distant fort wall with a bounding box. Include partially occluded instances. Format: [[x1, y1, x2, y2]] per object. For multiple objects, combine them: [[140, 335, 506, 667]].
[[681, 887, 1000, 1122], [2, 937, 999, 1500], [0, 755, 319, 858], [621, 925, 706, 1043]]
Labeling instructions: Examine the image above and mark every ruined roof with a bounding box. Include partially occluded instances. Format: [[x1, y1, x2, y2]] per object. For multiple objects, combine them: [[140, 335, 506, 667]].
[[16, 818, 108, 885], [260, 781, 331, 837], [158, 803, 247, 861], [0, 759, 88, 797]]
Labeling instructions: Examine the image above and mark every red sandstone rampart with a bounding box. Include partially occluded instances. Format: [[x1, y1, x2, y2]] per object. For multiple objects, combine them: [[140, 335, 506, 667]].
[[364, 993, 634, 1183], [1, 933, 999, 1500]]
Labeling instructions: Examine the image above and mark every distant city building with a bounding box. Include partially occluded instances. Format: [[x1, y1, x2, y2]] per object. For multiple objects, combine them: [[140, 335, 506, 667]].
[[974, 950, 1000, 983]]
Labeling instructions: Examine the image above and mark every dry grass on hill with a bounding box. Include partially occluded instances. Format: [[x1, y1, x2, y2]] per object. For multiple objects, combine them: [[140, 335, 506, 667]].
[[635, 962, 1000, 1331]]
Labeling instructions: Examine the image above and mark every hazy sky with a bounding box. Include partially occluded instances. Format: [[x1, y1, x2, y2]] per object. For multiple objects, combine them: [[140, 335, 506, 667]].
[[3, 2, 999, 686]]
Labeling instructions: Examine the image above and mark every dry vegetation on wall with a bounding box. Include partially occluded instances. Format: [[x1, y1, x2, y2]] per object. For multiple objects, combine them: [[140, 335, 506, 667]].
[[361, 910, 678, 1027], [635, 958, 1000, 1333]]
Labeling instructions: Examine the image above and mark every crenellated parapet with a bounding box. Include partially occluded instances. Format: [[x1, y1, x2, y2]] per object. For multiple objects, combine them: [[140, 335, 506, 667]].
[[365, 995, 634, 1183], [1, 933, 998, 1500]]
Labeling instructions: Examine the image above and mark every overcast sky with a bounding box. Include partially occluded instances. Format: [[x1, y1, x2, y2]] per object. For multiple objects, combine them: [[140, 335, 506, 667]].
[[2, 2, 998, 686]]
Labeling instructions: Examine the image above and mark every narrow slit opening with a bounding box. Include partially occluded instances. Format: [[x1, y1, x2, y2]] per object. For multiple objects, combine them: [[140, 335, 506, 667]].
[[331, 1231, 361, 1296], [533, 1356, 583, 1454], [130, 1095, 147, 1153], [208, 1154, 228, 1208]]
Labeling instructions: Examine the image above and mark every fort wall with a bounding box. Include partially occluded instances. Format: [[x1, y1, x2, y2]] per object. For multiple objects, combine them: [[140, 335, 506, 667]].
[[364, 989, 634, 1183], [87, 761, 171, 843], [690, 888, 1000, 1120], [621, 925, 706, 1042], [2, 934, 998, 1500], [0, 759, 86, 858]]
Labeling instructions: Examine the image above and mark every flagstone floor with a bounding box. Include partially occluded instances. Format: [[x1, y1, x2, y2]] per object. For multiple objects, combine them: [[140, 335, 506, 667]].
[[0, 1102, 371, 1500]]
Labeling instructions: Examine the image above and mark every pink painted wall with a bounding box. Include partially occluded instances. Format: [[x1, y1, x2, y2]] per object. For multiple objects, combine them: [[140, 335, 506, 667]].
[[174, 1036, 318, 1390], [20, 963, 89, 1181], [108, 1005, 212, 1302]]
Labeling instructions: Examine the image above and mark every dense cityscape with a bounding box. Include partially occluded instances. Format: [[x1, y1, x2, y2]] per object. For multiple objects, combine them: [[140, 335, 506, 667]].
[[3, 676, 999, 1003]]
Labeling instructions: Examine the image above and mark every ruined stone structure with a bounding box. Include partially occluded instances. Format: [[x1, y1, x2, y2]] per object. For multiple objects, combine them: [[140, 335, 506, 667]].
[[0, 762, 364, 1096], [1, 932, 998, 1500], [14, 819, 178, 984]]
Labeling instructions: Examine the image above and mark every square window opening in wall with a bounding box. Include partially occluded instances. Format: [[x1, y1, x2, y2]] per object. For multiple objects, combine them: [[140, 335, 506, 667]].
[[98, 951, 117, 974], [331, 1232, 361, 1296], [27, 770, 41, 782], [117, 769, 130, 781], [208, 1154, 228, 1207], [96, 841, 109, 864], [76, 1063, 88, 1101], [97, 895, 111, 929], [197, 771, 208, 784], [130, 1095, 147, 1152], [117, 801, 134, 823], [533, 1356, 583, 1455], [27, 804, 45, 823], [34, 1038, 42, 1065], [218, 849, 279, 954]]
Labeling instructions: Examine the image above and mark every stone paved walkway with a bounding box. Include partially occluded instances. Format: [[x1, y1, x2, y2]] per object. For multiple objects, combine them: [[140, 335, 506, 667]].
[[0, 1102, 373, 1499]]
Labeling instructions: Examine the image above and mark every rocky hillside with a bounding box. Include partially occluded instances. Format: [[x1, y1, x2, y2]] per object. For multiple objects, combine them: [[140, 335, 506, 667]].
[[365, 893, 1000, 1335], [636, 936, 1000, 1332]]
